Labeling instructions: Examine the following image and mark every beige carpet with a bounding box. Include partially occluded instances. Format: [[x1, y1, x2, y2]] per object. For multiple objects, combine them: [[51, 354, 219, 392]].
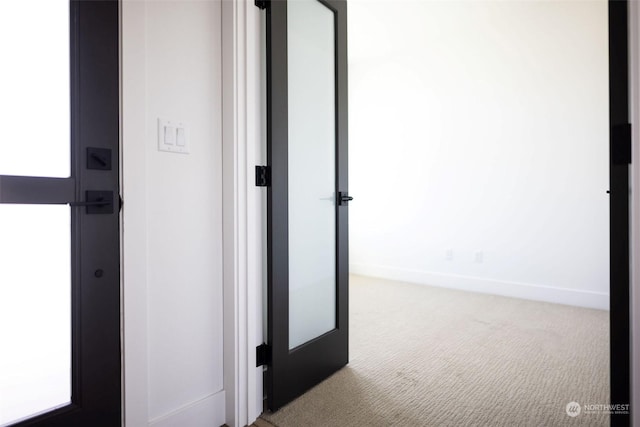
[[261, 275, 609, 427]]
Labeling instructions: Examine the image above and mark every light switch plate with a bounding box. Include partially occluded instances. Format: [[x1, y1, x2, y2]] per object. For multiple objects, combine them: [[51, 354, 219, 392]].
[[158, 118, 189, 154]]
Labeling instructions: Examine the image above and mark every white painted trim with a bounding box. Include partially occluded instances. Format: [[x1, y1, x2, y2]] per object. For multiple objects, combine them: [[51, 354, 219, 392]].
[[629, 0, 639, 423], [148, 391, 226, 427], [246, 0, 266, 422], [121, 1, 149, 425], [350, 264, 609, 310], [222, 1, 244, 425], [222, 1, 264, 426]]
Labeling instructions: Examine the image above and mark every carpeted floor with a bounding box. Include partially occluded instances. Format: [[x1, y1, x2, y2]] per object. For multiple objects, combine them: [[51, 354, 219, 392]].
[[260, 275, 609, 427]]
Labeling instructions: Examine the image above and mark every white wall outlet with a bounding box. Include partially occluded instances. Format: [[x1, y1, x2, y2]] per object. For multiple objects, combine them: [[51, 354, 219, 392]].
[[445, 249, 453, 261], [158, 118, 189, 154], [474, 251, 484, 263]]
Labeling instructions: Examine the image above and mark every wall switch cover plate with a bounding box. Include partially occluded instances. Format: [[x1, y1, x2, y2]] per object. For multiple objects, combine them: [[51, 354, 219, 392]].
[[158, 118, 189, 154]]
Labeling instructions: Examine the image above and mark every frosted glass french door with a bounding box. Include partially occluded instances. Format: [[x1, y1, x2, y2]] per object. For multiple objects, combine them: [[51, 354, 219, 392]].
[[287, 0, 338, 350], [266, 0, 350, 411], [0, 2, 121, 426]]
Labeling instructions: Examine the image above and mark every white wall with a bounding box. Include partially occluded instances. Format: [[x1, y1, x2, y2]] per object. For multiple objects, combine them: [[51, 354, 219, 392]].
[[348, 0, 610, 310], [122, 1, 225, 426]]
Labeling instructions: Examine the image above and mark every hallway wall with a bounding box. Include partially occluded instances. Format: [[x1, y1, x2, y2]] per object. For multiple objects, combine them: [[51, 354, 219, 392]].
[[122, 1, 225, 425], [348, 0, 610, 309]]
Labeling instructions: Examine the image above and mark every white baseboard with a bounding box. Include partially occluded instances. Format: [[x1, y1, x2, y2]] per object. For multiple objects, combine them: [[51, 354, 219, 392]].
[[148, 390, 226, 427], [350, 263, 609, 311]]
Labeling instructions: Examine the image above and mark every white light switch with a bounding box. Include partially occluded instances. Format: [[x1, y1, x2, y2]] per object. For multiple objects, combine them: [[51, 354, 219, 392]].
[[158, 118, 189, 154], [176, 127, 186, 147], [164, 125, 175, 145]]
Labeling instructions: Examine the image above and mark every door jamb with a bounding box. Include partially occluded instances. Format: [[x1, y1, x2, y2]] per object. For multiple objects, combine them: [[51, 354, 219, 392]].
[[222, 1, 265, 426]]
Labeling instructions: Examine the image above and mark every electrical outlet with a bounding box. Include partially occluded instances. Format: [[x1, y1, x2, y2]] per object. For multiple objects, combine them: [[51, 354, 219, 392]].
[[446, 249, 453, 261], [474, 251, 484, 263]]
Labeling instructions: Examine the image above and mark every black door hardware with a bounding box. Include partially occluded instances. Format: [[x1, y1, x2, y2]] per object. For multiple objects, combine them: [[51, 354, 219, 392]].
[[256, 343, 271, 367], [338, 192, 353, 206], [70, 191, 114, 214], [256, 165, 271, 187], [87, 147, 112, 170]]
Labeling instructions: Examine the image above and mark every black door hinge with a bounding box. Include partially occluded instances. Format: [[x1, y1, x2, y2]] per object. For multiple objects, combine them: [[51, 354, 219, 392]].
[[256, 343, 270, 367], [255, 0, 269, 10], [255, 166, 271, 187], [612, 123, 632, 165]]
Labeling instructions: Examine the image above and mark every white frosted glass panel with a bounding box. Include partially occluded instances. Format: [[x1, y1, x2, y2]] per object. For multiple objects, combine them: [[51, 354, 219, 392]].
[[0, 205, 71, 426], [0, 0, 70, 178], [288, 0, 336, 349]]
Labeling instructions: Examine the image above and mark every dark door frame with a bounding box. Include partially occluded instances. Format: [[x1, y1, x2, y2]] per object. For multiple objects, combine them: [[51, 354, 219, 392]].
[[609, 1, 631, 426]]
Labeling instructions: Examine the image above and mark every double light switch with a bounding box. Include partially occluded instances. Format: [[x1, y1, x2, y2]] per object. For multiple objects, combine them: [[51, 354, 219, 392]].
[[158, 118, 189, 154]]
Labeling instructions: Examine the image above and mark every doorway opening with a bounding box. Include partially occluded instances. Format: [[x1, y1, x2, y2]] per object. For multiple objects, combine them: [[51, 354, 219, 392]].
[[259, 0, 629, 426]]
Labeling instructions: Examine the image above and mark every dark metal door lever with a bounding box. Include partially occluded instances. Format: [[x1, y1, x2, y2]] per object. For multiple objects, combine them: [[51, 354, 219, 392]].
[[70, 200, 109, 207], [69, 191, 114, 214], [338, 192, 354, 206]]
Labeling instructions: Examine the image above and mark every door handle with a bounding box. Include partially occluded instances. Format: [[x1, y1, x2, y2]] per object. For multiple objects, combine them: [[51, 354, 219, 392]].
[[69, 191, 114, 214], [70, 200, 110, 207], [338, 192, 353, 206]]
